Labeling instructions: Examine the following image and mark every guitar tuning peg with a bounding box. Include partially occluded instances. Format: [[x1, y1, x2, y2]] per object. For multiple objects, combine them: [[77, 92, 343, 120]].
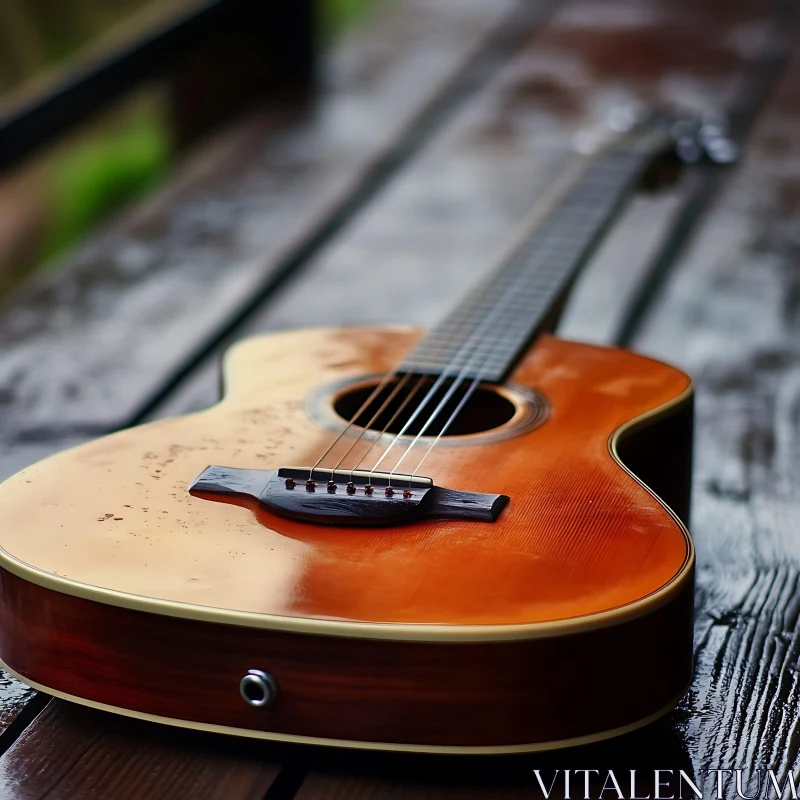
[[675, 135, 704, 165], [571, 128, 606, 156], [699, 116, 739, 164], [606, 102, 647, 133], [667, 111, 740, 166], [704, 137, 739, 165]]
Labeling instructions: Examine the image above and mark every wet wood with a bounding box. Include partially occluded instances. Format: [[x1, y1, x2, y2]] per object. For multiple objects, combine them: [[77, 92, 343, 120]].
[[0, 701, 281, 799], [629, 48, 800, 793], [158, 0, 770, 418], [0, 0, 526, 439], [249, 0, 769, 336]]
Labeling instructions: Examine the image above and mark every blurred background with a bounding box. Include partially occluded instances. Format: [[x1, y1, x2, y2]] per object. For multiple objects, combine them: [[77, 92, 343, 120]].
[[0, 0, 373, 298]]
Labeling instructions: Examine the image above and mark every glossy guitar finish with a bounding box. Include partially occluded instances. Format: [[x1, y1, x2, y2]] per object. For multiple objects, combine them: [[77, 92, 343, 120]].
[[0, 326, 694, 752]]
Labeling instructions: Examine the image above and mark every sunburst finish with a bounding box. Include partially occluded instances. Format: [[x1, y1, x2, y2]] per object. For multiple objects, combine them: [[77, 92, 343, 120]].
[[0, 327, 695, 752]]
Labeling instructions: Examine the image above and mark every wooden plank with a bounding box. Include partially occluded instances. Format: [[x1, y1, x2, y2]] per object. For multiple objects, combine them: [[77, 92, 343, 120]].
[[627, 47, 800, 792], [155, 0, 771, 417], [0, 675, 39, 741], [558, 191, 684, 344], [0, 0, 528, 439], [0, 700, 282, 799], [234, 0, 771, 336], [289, 721, 698, 798]]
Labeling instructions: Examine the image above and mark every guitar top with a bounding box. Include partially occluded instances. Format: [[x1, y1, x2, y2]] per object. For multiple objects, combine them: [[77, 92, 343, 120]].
[[0, 328, 691, 630]]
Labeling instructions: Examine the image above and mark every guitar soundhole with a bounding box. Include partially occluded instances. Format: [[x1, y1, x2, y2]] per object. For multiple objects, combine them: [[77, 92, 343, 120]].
[[333, 376, 520, 437]]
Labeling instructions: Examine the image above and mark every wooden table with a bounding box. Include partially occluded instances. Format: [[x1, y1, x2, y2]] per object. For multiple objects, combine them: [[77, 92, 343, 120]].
[[0, 0, 797, 796]]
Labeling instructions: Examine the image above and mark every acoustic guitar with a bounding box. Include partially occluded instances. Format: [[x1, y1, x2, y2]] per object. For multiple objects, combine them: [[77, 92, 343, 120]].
[[0, 115, 728, 753]]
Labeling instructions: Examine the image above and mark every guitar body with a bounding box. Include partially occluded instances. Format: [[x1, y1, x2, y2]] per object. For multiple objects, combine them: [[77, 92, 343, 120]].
[[0, 326, 695, 753]]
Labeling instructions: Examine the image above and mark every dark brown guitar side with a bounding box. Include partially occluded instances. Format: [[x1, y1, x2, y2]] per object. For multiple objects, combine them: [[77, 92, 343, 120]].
[[0, 328, 694, 753]]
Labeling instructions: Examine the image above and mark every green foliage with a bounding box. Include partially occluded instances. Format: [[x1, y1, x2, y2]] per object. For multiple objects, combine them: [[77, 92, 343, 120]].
[[42, 104, 169, 265], [321, 0, 378, 38], [38, 0, 377, 267]]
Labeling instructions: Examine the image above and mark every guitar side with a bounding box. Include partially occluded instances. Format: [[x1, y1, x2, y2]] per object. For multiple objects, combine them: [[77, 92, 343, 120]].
[[0, 327, 695, 752]]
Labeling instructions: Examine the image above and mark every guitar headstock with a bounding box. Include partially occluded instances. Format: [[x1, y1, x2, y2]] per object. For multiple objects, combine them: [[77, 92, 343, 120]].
[[573, 104, 740, 166]]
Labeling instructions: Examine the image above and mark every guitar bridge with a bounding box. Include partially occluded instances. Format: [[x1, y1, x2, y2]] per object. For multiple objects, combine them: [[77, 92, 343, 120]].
[[189, 466, 509, 527]]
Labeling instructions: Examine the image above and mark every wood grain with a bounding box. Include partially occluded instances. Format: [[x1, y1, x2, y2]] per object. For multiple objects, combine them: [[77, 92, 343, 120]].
[[630, 46, 800, 793], [0, 563, 693, 750], [0, 701, 281, 800]]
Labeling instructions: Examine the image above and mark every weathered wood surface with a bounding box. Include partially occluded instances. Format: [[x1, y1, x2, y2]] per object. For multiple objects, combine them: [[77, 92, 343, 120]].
[[158, 0, 773, 418], [290, 726, 695, 799], [632, 49, 800, 792], [0, 0, 797, 797], [0, 0, 529, 440], [0, 703, 282, 799]]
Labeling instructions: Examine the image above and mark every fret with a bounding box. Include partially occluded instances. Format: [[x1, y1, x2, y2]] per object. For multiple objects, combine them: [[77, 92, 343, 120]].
[[410, 342, 534, 361], [400, 135, 661, 382]]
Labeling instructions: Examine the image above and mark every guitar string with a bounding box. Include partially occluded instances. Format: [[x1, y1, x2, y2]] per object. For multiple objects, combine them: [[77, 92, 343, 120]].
[[308, 368, 400, 479], [350, 162, 600, 482], [409, 374, 483, 481], [307, 267, 519, 481], [335, 255, 520, 482], [365, 366, 470, 483], [369, 228, 568, 483], [383, 235, 563, 481], [402, 271, 569, 481], [381, 152, 648, 481], [365, 282, 524, 483], [312, 143, 648, 484], [307, 153, 599, 481], [326, 371, 414, 480], [347, 373, 428, 481]]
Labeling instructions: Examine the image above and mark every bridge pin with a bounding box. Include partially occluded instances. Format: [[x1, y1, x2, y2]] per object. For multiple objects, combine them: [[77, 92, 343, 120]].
[[305, 480, 316, 492], [364, 485, 374, 495], [403, 489, 413, 498], [284, 478, 296, 489], [385, 487, 395, 497], [346, 483, 356, 495], [327, 481, 337, 493]]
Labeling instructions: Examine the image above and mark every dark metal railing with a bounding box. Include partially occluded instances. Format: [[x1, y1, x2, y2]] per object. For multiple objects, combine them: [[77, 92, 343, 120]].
[[0, 0, 314, 174]]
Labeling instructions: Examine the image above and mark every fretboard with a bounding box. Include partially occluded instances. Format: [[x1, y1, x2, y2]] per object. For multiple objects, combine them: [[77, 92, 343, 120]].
[[400, 147, 653, 383]]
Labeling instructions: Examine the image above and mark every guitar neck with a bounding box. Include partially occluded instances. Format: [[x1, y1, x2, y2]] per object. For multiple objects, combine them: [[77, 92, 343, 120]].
[[400, 146, 653, 383]]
